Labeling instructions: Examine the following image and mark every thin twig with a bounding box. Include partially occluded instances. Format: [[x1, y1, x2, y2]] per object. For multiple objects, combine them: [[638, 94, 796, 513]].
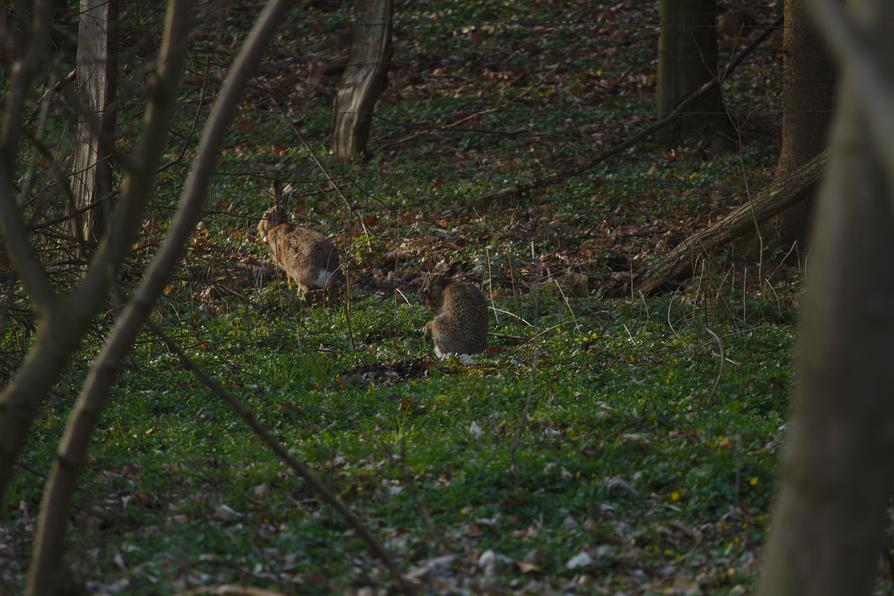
[[270, 97, 373, 251], [764, 278, 783, 318], [553, 277, 581, 334], [394, 287, 411, 307], [490, 307, 533, 327], [485, 247, 498, 324], [343, 265, 357, 353], [517, 319, 575, 348], [706, 328, 724, 399], [34, 68, 76, 110], [666, 287, 682, 340], [158, 72, 209, 173], [148, 321, 413, 594], [510, 347, 538, 477], [379, 107, 498, 151]]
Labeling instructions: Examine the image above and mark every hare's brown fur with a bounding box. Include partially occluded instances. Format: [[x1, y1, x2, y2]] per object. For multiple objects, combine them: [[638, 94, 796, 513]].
[[423, 278, 487, 358], [258, 184, 341, 294]]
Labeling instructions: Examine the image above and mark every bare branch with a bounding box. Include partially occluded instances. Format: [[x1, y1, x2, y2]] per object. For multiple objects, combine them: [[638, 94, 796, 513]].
[[478, 15, 783, 205], [1, 0, 53, 161], [27, 1, 295, 591], [35, 68, 77, 110], [631, 151, 828, 296], [0, 161, 57, 314], [22, 129, 82, 226], [0, 0, 58, 315], [0, 0, 196, 508]]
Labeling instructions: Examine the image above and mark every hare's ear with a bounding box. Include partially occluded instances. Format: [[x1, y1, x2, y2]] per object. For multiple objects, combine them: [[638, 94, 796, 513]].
[[272, 180, 285, 210], [419, 271, 433, 294], [280, 183, 294, 211], [445, 261, 463, 277]]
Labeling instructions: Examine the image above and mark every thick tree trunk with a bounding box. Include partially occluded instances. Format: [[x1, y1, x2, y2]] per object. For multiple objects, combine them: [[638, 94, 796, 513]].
[[769, 0, 836, 249], [11, 0, 31, 52], [759, 2, 894, 593], [332, 0, 392, 159], [632, 150, 827, 295], [656, 0, 734, 148], [759, 84, 894, 596], [69, 0, 117, 253]]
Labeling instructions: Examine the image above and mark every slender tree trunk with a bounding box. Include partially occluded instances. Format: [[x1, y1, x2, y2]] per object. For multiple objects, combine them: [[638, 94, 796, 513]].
[[332, 0, 392, 159], [769, 0, 836, 249], [656, 0, 734, 148], [759, 2, 894, 593], [26, 0, 290, 589], [70, 0, 117, 253], [0, 0, 193, 508]]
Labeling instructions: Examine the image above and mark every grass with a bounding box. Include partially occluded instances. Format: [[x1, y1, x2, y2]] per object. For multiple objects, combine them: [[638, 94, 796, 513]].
[[6, 285, 798, 593]]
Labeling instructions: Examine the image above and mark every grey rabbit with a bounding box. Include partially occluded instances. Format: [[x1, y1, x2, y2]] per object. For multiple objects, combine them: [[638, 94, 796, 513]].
[[257, 182, 342, 294], [422, 276, 488, 358]]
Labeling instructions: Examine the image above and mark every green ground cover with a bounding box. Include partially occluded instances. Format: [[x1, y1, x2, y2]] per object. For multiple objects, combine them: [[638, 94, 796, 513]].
[[9, 0, 885, 593]]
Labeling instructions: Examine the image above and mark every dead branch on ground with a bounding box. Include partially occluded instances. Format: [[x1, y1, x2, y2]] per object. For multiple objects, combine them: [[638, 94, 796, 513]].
[[629, 150, 827, 296], [477, 15, 784, 205]]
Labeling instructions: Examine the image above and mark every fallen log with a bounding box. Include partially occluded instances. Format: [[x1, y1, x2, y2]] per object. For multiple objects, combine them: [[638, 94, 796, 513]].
[[631, 150, 828, 296]]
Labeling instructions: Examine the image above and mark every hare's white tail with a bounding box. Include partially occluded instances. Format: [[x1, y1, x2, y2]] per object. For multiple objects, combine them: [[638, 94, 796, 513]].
[[315, 269, 338, 288]]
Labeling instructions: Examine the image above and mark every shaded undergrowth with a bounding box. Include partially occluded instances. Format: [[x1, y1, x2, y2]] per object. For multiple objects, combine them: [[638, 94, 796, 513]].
[[2, 0, 862, 593]]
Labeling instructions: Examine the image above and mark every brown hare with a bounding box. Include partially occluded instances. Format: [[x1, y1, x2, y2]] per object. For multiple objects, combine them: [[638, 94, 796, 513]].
[[422, 276, 488, 359], [257, 182, 342, 295]]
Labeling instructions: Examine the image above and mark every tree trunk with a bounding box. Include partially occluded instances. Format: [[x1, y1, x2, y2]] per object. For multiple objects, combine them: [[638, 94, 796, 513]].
[[25, 1, 289, 589], [631, 150, 827, 296], [656, 0, 735, 148], [332, 0, 392, 159], [0, 0, 192, 507], [11, 0, 31, 53], [768, 0, 836, 249], [69, 0, 117, 253], [759, 2, 894, 594]]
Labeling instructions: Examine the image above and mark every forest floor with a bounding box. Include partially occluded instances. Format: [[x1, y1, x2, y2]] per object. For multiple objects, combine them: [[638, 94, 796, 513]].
[[4, 0, 891, 594]]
